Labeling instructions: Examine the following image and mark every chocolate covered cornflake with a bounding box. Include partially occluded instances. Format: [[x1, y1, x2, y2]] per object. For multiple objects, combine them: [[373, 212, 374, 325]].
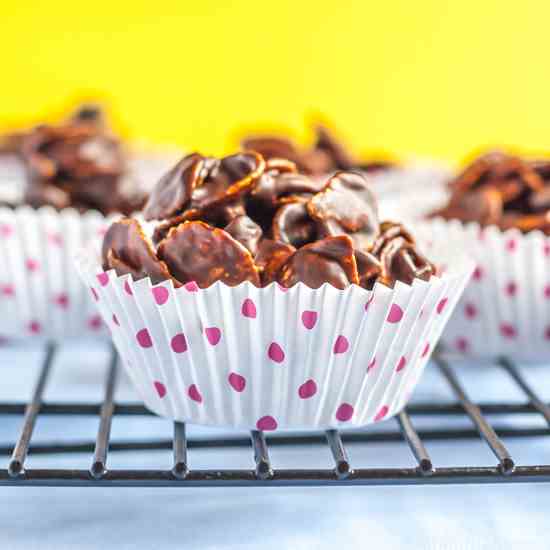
[[102, 152, 435, 290], [432, 150, 550, 234]]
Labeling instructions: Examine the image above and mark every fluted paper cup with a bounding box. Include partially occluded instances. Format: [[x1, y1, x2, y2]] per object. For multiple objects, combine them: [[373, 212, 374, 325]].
[[0, 147, 180, 341], [76, 240, 473, 430], [0, 205, 114, 340], [415, 218, 550, 360]]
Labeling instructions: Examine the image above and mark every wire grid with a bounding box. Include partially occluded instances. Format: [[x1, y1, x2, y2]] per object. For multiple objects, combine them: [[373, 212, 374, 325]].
[[1, 343, 550, 487]]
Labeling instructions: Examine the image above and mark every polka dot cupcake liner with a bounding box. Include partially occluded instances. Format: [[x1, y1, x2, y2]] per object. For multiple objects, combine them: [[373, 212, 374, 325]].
[[0, 205, 116, 340], [76, 243, 473, 430], [415, 218, 550, 360]]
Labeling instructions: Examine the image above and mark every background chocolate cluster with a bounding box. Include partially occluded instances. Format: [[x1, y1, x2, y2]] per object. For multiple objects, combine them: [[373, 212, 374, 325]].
[[0, 106, 143, 215], [431, 151, 550, 234], [102, 151, 435, 290], [241, 125, 394, 177]]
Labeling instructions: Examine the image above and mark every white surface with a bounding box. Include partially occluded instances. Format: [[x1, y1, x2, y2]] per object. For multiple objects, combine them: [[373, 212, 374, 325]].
[[0, 342, 549, 549]]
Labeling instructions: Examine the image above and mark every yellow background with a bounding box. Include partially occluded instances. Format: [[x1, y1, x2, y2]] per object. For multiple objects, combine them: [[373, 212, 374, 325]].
[[2, 1, 550, 163]]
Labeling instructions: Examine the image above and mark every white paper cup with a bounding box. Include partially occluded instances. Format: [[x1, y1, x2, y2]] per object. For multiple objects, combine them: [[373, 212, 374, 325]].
[[0, 205, 114, 340], [415, 218, 550, 361], [0, 147, 180, 341], [76, 241, 473, 430]]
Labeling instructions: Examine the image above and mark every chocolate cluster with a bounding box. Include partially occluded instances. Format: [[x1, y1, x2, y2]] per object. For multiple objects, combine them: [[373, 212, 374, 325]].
[[102, 152, 435, 290], [2, 105, 143, 215], [241, 126, 394, 177], [432, 151, 550, 234]]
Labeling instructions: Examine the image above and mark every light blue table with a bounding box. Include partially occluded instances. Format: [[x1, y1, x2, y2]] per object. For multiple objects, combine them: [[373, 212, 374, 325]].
[[0, 343, 549, 549]]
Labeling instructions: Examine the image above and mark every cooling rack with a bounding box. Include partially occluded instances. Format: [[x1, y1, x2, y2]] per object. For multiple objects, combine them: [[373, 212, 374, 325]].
[[1, 343, 549, 487]]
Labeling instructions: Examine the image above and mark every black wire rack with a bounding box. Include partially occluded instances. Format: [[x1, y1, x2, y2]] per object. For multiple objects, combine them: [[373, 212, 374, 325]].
[[1, 343, 550, 488]]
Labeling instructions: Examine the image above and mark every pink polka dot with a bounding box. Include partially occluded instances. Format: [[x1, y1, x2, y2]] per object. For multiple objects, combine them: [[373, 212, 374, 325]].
[[374, 405, 389, 422], [367, 356, 377, 373], [505, 281, 517, 297], [124, 280, 133, 295], [1, 284, 14, 297], [544, 284, 550, 299], [228, 372, 246, 392], [0, 224, 13, 238], [188, 384, 203, 403], [333, 335, 349, 354], [277, 283, 289, 292], [136, 328, 153, 348], [88, 315, 102, 330], [387, 304, 403, 323], [112, 314, 119, 326], [171, 333, 187, 353], [256, 415, 278, 431], [152, 286, 169, 305], [90, 287, 99, 301], [184, 281, 199, 292], [268, 342, 285, 363], [544, 243, 550, 257], [298, 379, 317, 399], [301, 310, 318, 330], [365, 294, 375, 312], [54, 292, 69, 309], [154, 381, 166, 398], [396, 356, 407, 372], [436, 298, 448, 314], [26, 259, 39, 272], [500, 322, 517, 339], [506, 238, 517, 252], [421, 342, 430, 358], [465, 302, 477, 319], [478, 228, 486, 241], [241, 298, 257, 318], [473, 266, 483, 281], [455, 337, 469, 352], [335, 403, 354, 422], [96, 273, 109, 287], [205, 327, 221, 346], [47, 232, 63, 246], [28, 320, 41, 334]]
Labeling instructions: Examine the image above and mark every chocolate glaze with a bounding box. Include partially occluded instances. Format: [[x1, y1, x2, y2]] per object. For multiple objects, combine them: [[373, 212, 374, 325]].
[[102, 153, 434, 290]]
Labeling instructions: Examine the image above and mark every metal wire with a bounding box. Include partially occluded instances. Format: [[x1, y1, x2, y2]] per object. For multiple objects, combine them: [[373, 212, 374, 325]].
[[2, 345, 550, 487]]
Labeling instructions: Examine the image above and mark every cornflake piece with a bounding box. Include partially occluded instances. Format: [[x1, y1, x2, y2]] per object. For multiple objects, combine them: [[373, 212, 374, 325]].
[[190, 152, 265, 211], [254, 239, 296, 285], [157, 221, 260, 288], [277, 235, 359, 289], [102, 218, 175, 285], [307, 171, 379, 251], [224, 215, 263, 256], [373, 222, 435, 287], [355, 249, 382, 289], [272, 201, 321, 247], [143, 153, 204, 220]]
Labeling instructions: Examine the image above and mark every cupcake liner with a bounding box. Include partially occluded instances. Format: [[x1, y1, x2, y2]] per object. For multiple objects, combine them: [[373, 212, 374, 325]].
[[76, 243, 473, 430], [0, 146, 181, 341], [0, 205, 113, 340], [415, 218, 550, 360]]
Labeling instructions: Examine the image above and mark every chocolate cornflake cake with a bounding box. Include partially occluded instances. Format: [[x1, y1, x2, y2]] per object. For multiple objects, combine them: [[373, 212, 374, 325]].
[[241, 125, 395, 177], [102, 152, 435, 290], [431, 151, 550, 234], [0, 105, 145, 215]]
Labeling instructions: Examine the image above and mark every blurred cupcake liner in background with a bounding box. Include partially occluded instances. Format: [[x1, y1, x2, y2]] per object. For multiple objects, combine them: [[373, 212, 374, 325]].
[[405, 151, 550, 360], [0, 104, 181, 341]]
